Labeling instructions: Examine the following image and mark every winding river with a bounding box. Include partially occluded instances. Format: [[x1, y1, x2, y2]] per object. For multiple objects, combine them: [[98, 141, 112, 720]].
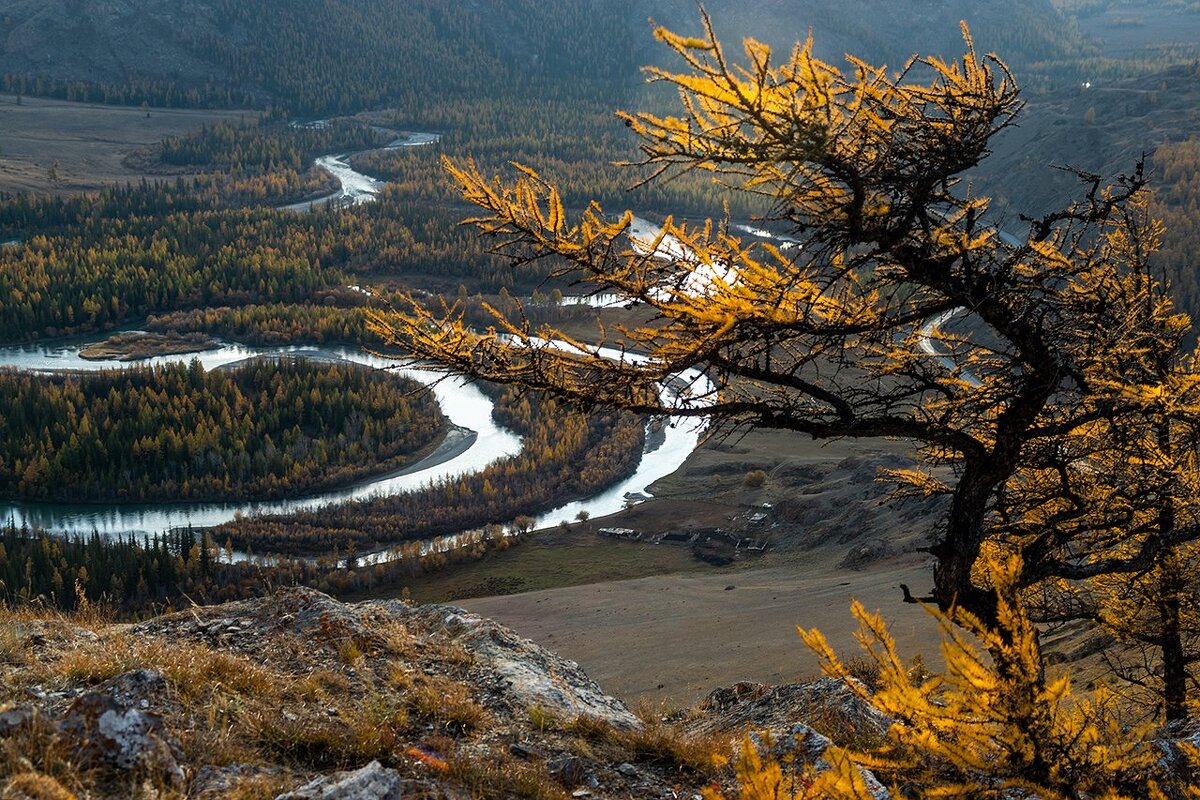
[[0, 335, 709, 541], [0, 136, 717, 549]]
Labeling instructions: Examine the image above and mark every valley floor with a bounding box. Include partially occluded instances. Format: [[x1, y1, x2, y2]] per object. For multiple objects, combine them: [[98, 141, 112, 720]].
[[461, 550, 939, 707], [438, 429, 948, 707], [0, 95, 246, 194]]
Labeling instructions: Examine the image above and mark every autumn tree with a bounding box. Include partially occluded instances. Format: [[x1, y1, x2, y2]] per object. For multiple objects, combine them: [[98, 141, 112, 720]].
[[374, 13, 1200, 642], [791, 554, 1173, 798]]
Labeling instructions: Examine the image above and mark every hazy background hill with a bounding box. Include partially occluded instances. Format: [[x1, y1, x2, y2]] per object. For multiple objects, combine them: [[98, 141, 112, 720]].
[[0, 0, 1196, 313], [0, 0, 1086, 113]]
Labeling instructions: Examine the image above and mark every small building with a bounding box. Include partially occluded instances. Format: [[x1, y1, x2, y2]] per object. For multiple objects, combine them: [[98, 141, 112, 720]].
[[598, 527, 640, 540]]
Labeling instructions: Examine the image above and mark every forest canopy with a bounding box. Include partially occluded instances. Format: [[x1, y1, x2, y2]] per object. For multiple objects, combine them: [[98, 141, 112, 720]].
[[0, 359, 444, 502]]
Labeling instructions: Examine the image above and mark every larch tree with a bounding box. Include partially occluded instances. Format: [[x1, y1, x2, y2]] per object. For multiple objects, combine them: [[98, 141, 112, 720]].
[[372, 11, 1200, 670]]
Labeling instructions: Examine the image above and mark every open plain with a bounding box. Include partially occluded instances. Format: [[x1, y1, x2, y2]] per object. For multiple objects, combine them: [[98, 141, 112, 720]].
[[0, 94, 246, 194]]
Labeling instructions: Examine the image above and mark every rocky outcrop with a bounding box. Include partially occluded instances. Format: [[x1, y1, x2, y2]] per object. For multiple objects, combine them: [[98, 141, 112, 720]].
[[0, 588, 719, 799], [275, 761, 409, 800], [132, 587, 642, 732], [404, 604, 641, 731], [0, 587, 895, 799], [58, 672, 185, 789], [689, 678, 893, 797], [690, 677, 892, 743]]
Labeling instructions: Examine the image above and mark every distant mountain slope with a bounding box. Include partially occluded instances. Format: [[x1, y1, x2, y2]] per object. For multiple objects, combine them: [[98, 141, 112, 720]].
[[968, 60, 1200, 322], [973, 61, 1200, 217], [0, 0, 1083, 114], [0, 0, 641, 113], [647, 0, 1089, 74]]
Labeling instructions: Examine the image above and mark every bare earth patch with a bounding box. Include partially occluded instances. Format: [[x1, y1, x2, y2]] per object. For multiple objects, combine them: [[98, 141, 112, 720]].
[[78, 332, 219, 361], [455, 432, 947, 708], [460, 551, 939, 708], [0, 95, 247, 194]]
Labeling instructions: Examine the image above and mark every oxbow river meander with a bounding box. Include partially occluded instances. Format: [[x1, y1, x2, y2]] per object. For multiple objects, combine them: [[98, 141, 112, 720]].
[[0, 137, 717, 553], [0, 335, 712, 549]]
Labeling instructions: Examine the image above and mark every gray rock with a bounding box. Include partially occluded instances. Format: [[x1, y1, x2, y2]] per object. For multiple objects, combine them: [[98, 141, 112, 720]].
[[275, 761, 405, 800], [59, 675, 184, 788], [0, 704, 37, 736], [692, 678, 891, 743], [97, 668, 170, 715], [547, 754, 591, 787], [509, 742, 538, 759], [400, 604, 642, 730]]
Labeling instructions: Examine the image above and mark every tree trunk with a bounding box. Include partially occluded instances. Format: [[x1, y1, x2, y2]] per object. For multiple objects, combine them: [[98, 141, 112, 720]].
[[933, 461, 1001, 625], [1156, 425, 1188, 724], [1159, 580, 1188, 724]]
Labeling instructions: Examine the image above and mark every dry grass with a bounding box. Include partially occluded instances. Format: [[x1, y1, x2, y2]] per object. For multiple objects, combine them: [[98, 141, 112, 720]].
[[842, 656, 882, 693], [219, 774, 297, 800], [1, 601, 724, 800], [605, 704, 730, 777], [335, 640, 363, 666], [445, 752, 566, 800], [251, 715, 363, 770], [619, 722, 727, 776], [409, 676, 490, 732], [527, 705, 560, 732], [56, 637, 272, 700], [564, 714, 613, 740], [1, 772, 78, 800], [298, 668, 351, 699], [0, 711, 87, 800], [560, 709, 726, 778], [0, 627, 30, 669]]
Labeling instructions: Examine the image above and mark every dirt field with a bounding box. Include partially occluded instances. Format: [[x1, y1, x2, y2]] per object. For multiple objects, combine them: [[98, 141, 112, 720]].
[[462, 548, 940, 708], [435, 429, 952, 708], [0, 95, 247, 194]]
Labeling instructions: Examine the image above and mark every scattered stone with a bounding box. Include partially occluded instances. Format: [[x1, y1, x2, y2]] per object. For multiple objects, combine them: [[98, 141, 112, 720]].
[[275, 760, 405, 800], [96, 669, 171, 716], [700, 681, 767, 713], [509, 742, 538, 760], [616, 763, 639, 778]]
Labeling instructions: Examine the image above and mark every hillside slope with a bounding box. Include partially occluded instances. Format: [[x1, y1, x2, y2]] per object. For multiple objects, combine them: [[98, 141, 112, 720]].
[[0, 0, 1083, 114], [0, 587, 889, 798]]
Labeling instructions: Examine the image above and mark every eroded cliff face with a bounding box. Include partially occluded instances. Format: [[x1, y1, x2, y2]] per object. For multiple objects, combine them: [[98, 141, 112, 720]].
[[0, 587, 892, 799]]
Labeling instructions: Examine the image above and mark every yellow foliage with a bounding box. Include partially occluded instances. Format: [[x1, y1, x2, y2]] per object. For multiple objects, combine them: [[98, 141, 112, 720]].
[[795, 554, 1169, 799], [373, 8, 1200, 743]]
